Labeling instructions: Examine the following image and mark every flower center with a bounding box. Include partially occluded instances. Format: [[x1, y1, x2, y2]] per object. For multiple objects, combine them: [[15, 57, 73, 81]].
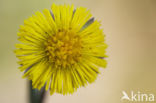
[[45, 30, 82, 68]]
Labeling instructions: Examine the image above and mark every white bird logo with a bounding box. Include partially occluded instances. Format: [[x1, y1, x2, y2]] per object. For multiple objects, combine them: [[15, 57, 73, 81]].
[[121, 91, 130, 101]]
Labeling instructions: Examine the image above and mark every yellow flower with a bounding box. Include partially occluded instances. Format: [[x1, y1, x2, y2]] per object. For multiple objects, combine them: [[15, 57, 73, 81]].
[[15, 4, 107, 95]]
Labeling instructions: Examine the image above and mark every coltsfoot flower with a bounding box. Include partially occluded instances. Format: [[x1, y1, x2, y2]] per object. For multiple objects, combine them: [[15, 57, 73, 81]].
[[15, 4, 107, 95]]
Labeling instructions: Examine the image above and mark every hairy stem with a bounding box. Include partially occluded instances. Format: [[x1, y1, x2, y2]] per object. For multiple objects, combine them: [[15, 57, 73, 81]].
[[29, 81, 46, 103]]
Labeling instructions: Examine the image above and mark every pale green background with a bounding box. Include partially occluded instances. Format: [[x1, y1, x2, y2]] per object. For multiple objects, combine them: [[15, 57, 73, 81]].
[[0, 0, 156, 103]]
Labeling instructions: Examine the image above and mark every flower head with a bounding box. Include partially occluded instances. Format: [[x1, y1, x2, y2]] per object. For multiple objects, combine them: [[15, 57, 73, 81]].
[[15, 4, 107, 95]]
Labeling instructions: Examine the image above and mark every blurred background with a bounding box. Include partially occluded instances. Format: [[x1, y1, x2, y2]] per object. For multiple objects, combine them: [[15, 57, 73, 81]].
[[0, 0, 156, 103]]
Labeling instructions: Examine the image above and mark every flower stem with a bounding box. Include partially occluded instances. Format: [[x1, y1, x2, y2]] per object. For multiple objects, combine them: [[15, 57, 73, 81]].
[[29, 81, 46, 103]]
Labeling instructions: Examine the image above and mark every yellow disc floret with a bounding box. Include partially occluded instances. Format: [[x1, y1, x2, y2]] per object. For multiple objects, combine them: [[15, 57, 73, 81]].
[[45, 30, 82, 68]]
